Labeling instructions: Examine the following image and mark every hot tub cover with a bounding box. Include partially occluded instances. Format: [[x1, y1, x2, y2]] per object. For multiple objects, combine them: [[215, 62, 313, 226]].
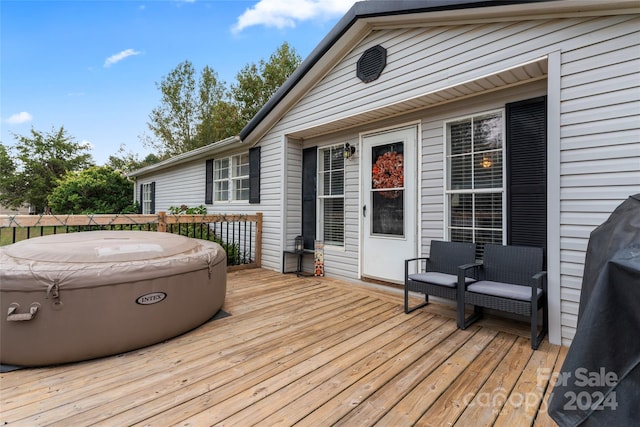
[[1, 230, 225, 291], [548, 194, 640, 426]]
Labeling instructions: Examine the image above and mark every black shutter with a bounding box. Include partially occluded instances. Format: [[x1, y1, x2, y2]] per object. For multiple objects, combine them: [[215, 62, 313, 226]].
[[249, 147, 260, 203], [205, 159, 214, 205], [150, 182, 156, 214], [302, 147, 317, 250], [249, 147, 261, 204], [139, 184, 143, 214], [506, 96, 547, 253]]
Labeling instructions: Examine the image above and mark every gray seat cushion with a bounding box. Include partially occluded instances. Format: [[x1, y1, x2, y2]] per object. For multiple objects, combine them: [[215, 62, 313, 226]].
[[408, 272, 474, 288], [467, 280, 543, 301]]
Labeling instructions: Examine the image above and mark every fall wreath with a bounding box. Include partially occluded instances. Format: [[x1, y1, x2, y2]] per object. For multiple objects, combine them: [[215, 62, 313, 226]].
[[372, 151, 404, 199]]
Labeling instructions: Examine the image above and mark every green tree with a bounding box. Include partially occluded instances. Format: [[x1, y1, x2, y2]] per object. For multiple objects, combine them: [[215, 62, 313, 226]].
[[144, 42, 302, 157], [106, 144, 164, 174], [145, 61, 230, 157], [48, 166, 136, 214], [196, 66, 242, 145], [231, 41, 301, 124], [0, 126, 93, 213], [0, 144, 27, 210]]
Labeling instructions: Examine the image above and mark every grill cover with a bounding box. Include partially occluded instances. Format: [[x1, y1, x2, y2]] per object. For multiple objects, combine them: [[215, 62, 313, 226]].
[[549, 194, 640, 426]]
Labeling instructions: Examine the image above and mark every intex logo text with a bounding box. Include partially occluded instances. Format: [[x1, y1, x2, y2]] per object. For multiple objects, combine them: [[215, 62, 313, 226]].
[[136, 292, 167, 305]]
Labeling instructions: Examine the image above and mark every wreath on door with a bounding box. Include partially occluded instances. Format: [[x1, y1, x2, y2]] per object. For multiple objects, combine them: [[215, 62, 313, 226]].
[[372, 151, 404, 199]]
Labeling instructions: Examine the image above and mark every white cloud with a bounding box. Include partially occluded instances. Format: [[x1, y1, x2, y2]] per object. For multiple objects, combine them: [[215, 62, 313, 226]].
[[104, 49, 142, 68], [81, 140, 94, 149], [232, 0, 352, 34], [5, 111, 33, 124]]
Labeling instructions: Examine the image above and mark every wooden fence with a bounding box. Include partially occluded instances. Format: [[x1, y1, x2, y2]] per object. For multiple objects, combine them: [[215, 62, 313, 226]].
[[0, 212, 262, 270]]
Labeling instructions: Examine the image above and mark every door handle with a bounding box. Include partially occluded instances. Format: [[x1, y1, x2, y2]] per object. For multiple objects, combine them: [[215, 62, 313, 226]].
[[363, 205, 367, 217]]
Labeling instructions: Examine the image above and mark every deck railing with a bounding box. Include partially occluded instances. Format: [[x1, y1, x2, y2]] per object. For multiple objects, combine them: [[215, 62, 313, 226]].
[[0, 212, 262, 270]]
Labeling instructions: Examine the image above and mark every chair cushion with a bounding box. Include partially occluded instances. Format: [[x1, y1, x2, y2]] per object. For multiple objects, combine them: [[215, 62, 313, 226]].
[[467, 280, 543, 301], [408, 272, 474, 288]]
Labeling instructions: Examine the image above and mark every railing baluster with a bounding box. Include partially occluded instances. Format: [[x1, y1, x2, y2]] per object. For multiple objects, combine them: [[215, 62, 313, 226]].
[[0, 213, 262, 268]]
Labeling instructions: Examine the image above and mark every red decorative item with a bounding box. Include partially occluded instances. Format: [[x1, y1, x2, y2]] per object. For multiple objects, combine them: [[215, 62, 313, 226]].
[[372, 151, 404, 198]]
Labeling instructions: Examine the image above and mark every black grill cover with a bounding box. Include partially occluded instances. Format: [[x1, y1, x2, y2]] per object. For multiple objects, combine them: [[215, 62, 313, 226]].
[[549, 194, 640, 426]]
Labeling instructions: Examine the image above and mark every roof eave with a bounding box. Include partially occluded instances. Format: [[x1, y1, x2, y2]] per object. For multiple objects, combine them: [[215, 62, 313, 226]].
[[127, 135, 241, 178]]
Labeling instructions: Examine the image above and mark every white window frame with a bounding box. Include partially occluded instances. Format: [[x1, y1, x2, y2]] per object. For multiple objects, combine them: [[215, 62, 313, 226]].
[[318, 144, 346, 248], [444, 109, 506, 245], [214, 152, 249, 203], [142, 183, 153, 214]]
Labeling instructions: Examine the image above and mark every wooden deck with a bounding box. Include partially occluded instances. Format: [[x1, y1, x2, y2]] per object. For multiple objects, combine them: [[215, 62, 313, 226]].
[[0, 268, 566, 426]]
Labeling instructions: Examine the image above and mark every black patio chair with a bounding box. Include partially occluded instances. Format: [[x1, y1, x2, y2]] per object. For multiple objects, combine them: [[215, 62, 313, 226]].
[[404, 240, 477, 313], [457, 244, 547, 350]]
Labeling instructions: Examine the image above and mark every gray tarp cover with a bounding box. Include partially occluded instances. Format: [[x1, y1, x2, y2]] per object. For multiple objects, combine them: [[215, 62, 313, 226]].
[[548, 194, 640, 426]]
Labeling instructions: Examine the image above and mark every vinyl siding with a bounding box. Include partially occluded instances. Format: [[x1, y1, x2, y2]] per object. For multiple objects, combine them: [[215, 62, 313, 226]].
[[288, 134, 361, 279], [251, 135, 285, 271], [135, 162, 205, 212], [557, 15, 640, 345], [281, 16, 638, 135]]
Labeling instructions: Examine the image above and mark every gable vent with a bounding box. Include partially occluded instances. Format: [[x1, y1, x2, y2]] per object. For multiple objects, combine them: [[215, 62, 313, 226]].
[[357, 45, 386, 83]]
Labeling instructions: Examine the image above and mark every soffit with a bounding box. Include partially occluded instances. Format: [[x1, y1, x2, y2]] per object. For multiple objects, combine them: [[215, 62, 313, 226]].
[[287, 57, 548, 140]]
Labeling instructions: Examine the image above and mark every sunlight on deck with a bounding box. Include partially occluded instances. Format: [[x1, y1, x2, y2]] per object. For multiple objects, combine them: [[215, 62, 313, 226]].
[[0, 268, 565, 426]]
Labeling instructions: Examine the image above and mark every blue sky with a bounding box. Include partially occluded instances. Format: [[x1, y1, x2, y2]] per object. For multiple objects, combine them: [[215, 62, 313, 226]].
[[1, 0, 355, 165]]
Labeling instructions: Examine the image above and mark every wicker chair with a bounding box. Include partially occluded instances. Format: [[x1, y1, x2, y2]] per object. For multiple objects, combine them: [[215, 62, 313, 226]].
[[457, 244, 548, 350], [404, 240, 477, 313]]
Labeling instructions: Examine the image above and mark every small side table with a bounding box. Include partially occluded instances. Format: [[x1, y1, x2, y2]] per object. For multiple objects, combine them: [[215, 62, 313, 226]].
[[282, 250, 313, 277]]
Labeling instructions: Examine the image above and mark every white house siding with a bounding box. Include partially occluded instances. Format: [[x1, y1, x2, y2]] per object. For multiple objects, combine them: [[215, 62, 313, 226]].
[[557, 16, 640, 345], [135, 162, 205, 212], [283, 131, 361, 279], [244, 136, 285, 271], [281, 16, 636, 135], [263, 13, 638, 346], [282, 137, 303, 272]]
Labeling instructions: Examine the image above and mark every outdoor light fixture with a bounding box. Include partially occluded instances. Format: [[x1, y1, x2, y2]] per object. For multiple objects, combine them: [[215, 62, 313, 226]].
[[295, 235, 304, 253], [343, 142, 356, 160]]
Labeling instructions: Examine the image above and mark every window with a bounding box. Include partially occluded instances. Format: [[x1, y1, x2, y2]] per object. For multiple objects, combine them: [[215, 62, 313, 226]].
[[318, 145, 345, 247], [446, 111, 504, 252], [141, 182, 154, 214], [214, 153, 249, 202]]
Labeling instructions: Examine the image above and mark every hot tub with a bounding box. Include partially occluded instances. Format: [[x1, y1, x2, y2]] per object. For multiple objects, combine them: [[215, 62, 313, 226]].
[[0, 230, 226, 367]]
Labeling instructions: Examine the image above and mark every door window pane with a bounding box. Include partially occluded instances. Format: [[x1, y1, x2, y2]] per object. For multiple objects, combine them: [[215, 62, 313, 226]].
[[372, 191, 404, 236], [371, 142, 405, 237]]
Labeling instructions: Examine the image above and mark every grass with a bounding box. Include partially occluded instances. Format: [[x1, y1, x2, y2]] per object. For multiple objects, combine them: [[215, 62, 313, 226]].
[[0, 226, 251, 266], [0, 226, 60, 246], [0, 225, 155, 246]]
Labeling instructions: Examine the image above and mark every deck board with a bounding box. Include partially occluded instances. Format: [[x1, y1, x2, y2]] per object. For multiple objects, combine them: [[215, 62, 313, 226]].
[[0, 268, 565, 426]]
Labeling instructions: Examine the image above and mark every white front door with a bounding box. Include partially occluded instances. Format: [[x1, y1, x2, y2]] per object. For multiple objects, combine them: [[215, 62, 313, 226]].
[[361, 126, 418, 283]]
